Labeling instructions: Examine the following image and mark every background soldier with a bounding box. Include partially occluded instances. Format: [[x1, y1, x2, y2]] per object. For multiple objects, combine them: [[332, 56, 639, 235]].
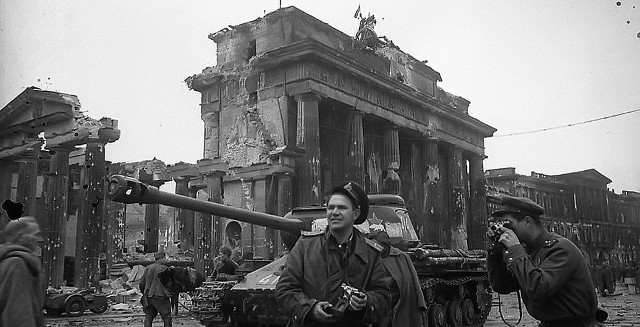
[[139, 252, 172, 327]]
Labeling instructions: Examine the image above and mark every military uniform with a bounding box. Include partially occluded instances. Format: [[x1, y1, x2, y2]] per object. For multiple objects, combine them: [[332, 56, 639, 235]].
[[487, 195, 603, 327], [275, 228, 390, 327]]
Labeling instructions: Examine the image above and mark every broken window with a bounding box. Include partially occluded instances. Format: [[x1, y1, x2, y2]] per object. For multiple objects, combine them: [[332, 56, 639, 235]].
[[247, 40, 257, 60], [248, 92, 258, 106]]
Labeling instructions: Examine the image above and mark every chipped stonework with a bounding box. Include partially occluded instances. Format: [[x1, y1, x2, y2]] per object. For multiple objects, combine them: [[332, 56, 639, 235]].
[[223, 106, 276, 167]]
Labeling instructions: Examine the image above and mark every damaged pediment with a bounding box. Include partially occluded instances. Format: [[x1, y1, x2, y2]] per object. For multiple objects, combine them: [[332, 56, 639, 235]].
[[0, 87, 120, 159]]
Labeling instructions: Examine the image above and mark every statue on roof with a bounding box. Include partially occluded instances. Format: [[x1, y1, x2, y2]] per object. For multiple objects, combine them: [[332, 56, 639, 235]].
[[354, 6, 382, 49]]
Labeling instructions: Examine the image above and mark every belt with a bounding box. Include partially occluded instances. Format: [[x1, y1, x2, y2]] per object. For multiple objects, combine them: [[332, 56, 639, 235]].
[[541, 316, 597, 327]]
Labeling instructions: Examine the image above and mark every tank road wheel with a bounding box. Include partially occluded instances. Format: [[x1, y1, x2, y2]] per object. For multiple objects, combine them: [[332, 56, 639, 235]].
[[460, 298, 476, 326], [445, 300, 463, 327], [428, 303, 446, 327], [423, 287, 435, 304], [65, 295, 87, 317]]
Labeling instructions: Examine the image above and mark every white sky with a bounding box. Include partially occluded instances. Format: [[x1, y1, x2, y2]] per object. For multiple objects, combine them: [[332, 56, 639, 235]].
[[1, 0, 639, 193]]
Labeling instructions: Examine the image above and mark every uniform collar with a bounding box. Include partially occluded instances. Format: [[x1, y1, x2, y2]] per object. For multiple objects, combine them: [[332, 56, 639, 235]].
[[527, 230, 553, 252], [324, 228, 369, 264]]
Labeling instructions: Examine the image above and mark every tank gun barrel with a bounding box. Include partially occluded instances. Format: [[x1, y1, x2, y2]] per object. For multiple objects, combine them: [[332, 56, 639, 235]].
[[106, 174, 307, 234]]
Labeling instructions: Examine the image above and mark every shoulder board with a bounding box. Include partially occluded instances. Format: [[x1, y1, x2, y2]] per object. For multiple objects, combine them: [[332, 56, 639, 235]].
[[543, 239, 559, 248], [365, 238, 384, 252], [301, 230, 324, 237]]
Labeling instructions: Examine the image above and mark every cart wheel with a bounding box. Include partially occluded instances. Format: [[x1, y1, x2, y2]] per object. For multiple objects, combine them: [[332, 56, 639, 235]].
[[65, 295, 87, 317], [90, 304, 108, 314], [45, 308, 64, 316]]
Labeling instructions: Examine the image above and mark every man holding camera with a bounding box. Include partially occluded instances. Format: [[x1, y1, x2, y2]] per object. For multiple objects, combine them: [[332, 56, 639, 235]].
[[487, 195, 605, 327], [275, 182, 390, 327]]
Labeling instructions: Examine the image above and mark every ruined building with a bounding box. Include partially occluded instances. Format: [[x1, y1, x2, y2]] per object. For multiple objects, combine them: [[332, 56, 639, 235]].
[[173, 6, 495, 274], [0, 87, 120, 288], [486, 168, 640, 267]]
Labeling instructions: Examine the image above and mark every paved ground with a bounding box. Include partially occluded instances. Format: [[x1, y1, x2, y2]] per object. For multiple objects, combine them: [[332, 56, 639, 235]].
[[45, 285, 640, 326], [484, 284, 640, 327]]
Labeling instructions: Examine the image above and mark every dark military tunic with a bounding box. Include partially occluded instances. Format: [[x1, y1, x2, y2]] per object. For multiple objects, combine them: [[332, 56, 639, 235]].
[[488, 232, 599, 323], [275, 228, 390, 327]]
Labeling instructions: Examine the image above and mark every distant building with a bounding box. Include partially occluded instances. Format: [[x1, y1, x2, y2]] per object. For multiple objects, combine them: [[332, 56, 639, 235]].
[[486, 167, 640, 266]]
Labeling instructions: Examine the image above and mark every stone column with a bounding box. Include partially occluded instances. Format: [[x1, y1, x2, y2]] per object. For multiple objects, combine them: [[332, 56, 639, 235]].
[[447, 147, 468, 250], [0, 159, 16, 232], [202, 112, 220, 159], [344, 110, 365, 186], [16, 149, 40, 216], [206, 171, 224, 273], [422, 139, 441, 245], [278, 173, 295, 252], [144, 180, 164, 253], [409, 141, 423, 233], [382, 126, 400, 170], [174, 177, 194, 251], [42, 146, 72, 288], [294, 93, 321, 206], [104, 162, 126, 274], [193, 188, 212, 276], [186, 187, 197, 249], [468, 154, 487, 249], [74, 141, 106, 288]]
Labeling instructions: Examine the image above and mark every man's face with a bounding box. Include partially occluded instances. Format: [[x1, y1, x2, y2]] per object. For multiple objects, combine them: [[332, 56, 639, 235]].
[[326, 194, 360, 233], [218, 250, 230, 260], [18, 221, 44, 254]]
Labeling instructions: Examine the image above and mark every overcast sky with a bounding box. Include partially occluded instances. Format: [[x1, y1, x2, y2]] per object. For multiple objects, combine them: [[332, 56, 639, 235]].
[[1, 1, 639, 193]]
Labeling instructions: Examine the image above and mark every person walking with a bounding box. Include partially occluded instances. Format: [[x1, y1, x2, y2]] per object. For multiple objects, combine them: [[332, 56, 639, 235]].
[[487, 195, 606, 327], [275, 181, 390, 327], [139, 252, 172, 327], [0, 216, 45, 327]]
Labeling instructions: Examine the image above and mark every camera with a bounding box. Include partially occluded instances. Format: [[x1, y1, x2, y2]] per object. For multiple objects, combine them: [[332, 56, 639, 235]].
[[488, 220, 511, 244], [327, 283, 364, 318]]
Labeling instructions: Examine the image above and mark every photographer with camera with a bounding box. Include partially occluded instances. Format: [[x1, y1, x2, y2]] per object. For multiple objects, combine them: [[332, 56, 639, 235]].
[[275, 182, 390, 327], [487, 195, 605, 327]]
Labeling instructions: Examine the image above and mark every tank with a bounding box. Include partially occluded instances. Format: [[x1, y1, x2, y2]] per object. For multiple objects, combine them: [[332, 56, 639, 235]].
[[107, 175, 492, 327]]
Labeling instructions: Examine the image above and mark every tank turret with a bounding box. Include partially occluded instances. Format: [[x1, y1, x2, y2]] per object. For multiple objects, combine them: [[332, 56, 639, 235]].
[[107, 175, 492, 327]]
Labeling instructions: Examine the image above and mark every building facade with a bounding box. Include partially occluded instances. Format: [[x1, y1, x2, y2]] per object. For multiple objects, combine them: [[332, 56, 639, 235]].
[[486, 167, 640, 267], [175, 6, 496, 274]]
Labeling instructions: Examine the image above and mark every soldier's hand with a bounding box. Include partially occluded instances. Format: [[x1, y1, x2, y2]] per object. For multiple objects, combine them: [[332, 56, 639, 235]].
[[348, 291, 367, 311], [498, 229, 521, 248], [311, 301, 339, 323]]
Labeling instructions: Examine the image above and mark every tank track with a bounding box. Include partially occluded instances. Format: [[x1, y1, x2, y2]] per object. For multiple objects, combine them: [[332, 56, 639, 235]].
[[419, 276, 492, 327]]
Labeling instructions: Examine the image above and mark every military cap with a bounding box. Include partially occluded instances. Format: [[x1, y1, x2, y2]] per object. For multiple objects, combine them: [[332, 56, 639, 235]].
[[491, 195, 544, 218], [332, 181, 370, 225]]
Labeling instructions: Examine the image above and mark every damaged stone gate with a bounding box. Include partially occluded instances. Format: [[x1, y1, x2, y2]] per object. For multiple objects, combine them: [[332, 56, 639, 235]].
[[0, 87, 120, 288], [176, 6, 496, 271]]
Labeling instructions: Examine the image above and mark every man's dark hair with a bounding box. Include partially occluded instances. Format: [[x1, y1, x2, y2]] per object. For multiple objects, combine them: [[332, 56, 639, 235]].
[[219, 246, 232, 256]]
